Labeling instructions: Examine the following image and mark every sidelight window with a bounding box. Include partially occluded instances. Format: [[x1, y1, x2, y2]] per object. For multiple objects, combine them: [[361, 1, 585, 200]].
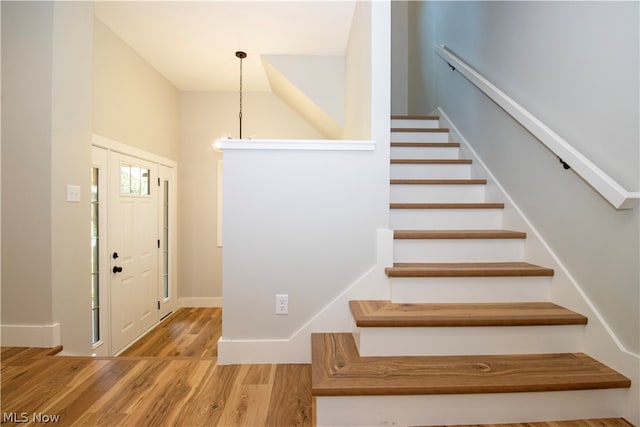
[[91, 167, 100, 344]]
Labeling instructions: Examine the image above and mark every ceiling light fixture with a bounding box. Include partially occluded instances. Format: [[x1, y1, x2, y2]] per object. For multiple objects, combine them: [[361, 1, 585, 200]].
[[235, 51, 247, 139]]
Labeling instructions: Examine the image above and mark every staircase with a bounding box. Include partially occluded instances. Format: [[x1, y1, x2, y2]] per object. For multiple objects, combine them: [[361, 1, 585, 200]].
[[311, 116, 632, 426]]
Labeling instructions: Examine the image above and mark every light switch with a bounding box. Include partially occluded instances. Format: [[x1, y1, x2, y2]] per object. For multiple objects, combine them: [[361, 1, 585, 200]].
[[66, 185, 81, 202]]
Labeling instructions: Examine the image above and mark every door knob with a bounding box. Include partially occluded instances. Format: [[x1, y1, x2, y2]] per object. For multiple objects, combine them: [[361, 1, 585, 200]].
[[113, 266, 123, 273]]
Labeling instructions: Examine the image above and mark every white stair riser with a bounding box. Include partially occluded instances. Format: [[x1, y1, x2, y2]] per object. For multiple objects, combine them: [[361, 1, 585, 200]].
[[390, 276, 551, 303], [391, 119, 440, 128], [391, 146, 459, 159], [315, 389, 626, 427], [390, 208, 503, 230], [394, 239, 525, 263], [391, 184, 485, 203], [390, 163, 471, 179], [353, 325, 584, 357], [391, 131, 449, 143]]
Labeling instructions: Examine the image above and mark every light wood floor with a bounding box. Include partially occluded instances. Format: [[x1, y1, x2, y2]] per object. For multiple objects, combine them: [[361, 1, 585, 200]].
[[0, 308, 633, 426], [120, 307, 222, 357], [1, 308, 312, 426]]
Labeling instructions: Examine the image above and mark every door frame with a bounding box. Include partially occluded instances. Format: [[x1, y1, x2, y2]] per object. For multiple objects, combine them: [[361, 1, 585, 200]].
[[92, 134, 178, 356]]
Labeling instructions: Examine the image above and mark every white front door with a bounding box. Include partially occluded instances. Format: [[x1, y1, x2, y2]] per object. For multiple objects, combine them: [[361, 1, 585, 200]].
[[110, 152, 159, 354]]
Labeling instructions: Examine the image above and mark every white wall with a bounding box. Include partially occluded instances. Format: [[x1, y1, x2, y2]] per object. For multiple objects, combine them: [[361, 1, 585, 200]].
[[93, 18, 180, 161], [220, 148, 380, 339], [179, 92, 323, 305], [407, 1, 639, 353], [217, 0, 391, 364], [1, 1, 94, 353]]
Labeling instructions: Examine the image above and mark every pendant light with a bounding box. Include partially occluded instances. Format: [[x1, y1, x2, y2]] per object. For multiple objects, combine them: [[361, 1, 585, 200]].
[[235, 51, 247, 139]]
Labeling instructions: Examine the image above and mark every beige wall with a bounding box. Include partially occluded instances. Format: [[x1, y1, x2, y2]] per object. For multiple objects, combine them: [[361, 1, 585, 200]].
[[179, 91, 323, 302], [2, 1, 56, 327], [343, 0, 372, 140], [92, 18, 180, 161], [1, 1, 94, 354]]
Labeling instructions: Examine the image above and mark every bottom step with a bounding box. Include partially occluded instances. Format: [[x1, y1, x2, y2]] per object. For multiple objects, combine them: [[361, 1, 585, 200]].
[[316, 393, 631, 427], [312, 333, 631, 426]]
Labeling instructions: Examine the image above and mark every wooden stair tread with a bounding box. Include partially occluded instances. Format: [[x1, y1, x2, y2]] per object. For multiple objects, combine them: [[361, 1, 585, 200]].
[[391, 115, 440, 120], [390, 203, 504, 209], [386, 262, 554, 277], [391, 159, 472, 164], [394, 229, 526, 239], [391, 142, 460, 147], [311, 333, 631, 396], [349, 300, 587, 327], [391, 127, 449, 132], [390, 179, 487, 185]]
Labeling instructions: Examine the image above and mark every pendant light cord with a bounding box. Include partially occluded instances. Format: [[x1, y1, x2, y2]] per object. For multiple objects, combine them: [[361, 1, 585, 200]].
[[235, 51, 247, 139], [239, 56, 243, 139]]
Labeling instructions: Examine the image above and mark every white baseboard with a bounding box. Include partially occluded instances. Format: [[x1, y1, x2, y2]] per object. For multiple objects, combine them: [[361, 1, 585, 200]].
[[179, 297, 222, 308], [217, 228, 393, 365], [1, 323, 61, 348]]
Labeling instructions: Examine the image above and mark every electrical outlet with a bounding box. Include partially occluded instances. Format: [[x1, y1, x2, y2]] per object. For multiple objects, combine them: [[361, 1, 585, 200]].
[[275, 294, 288, 315]]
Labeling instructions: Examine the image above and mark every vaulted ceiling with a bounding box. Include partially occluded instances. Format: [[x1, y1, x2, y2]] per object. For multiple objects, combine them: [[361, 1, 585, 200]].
[[94, 1, 357, 92]]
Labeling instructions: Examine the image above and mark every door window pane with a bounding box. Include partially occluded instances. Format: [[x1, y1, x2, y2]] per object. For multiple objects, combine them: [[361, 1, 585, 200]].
[[120, 164, 150, 196]]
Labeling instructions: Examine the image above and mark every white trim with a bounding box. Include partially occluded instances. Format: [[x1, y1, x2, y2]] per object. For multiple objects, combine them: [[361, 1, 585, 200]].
[[179, 297, 222, 308], [434, 44, 639, 210], [92, 134, 177, 168], [213, 138, 375, 152], [1, 323, 61, 348], [217, 229, 393, 365]]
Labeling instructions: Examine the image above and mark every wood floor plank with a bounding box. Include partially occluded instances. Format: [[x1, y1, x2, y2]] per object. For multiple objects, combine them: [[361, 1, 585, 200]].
[[175, 363, 242, 426], [215, 365, 273, 427], [37, 359, 134, 425], [265, 364, 314, 427], [120, 307, 221, 357]]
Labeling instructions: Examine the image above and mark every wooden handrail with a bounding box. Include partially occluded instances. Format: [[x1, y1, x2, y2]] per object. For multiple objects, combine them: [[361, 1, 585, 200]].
[[434, 44, 639, 210]]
